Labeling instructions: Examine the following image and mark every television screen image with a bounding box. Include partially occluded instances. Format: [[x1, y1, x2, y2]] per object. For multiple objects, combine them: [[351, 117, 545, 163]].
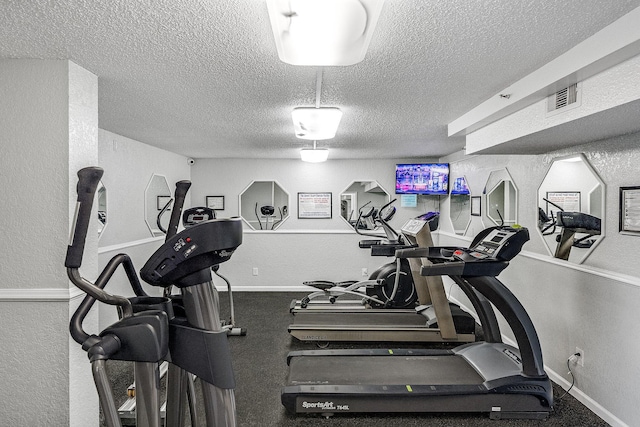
[[450, 177, 470, 195], [395, 163, 449, 195]]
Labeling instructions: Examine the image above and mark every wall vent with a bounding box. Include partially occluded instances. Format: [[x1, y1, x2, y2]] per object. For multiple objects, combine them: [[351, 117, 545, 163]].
[[546, 83, 581, 117]]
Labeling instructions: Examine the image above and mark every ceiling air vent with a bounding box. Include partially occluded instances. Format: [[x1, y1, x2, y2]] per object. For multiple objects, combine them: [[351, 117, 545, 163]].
[[546, 83, 581, 117]]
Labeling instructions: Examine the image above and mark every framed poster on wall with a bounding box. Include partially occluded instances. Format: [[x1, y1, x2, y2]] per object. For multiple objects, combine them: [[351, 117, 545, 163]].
[[471, 196, 481, 216], [206, 196, 225, 210], [298, 192, 332, 219], [620, 186, 640, 235], [544, 191, 580, 215]]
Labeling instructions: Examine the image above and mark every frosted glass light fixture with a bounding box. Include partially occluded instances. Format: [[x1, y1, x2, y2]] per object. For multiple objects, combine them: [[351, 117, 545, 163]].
[[266, 0, 385, 66], [301, 141, 329, 163], [292, 107, 342, 140]]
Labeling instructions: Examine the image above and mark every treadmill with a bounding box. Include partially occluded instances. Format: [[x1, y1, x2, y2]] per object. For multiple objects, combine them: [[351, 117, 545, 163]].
[[288, 213, 477, 343], [282, 226, 553, 420]]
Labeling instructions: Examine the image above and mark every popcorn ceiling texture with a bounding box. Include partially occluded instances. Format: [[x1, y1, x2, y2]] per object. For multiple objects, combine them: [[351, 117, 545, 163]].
[[1, 0, 638, 159]]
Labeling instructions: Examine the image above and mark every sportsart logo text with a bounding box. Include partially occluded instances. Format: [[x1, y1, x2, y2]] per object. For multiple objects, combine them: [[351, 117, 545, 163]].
[[302, 401, 349, 411]]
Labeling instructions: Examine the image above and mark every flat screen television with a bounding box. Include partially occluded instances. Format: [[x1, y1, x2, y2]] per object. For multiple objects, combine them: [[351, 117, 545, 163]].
[[450, 177, 470, 195], [395, 163, 449, 195]]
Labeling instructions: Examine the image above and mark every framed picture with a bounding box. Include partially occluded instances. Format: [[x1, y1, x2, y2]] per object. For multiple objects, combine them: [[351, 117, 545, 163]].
[[471, 196, 481, 216], [298, 192, 332, 219], [157, 195, 172, 211], [544, 191, 581, 216], [620, 186, 640, 234], [206, 195, 225, 210]]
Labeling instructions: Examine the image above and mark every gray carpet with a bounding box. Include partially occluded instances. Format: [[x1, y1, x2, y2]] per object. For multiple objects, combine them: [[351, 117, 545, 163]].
[[104, 291, 608, 426]]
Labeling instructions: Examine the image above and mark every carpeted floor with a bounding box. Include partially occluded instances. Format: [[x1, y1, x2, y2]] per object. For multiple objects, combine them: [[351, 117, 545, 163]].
[[104, 291, 608, 426]]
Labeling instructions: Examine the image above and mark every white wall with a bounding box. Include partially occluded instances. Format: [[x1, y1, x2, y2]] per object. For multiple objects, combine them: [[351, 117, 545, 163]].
[[0, 59, 99, 426], [97, 129, 190, 328]]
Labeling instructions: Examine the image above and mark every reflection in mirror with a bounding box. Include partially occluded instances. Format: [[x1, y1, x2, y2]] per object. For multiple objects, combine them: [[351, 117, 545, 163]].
[[340, 181, 390, 230], [97, 181, 107, 239], [144, 174, 171, 237], [537, 154, 604, 264], [449, 176, 471, 235], [239, 181, 289, 230], [484, 169, 518, 227]]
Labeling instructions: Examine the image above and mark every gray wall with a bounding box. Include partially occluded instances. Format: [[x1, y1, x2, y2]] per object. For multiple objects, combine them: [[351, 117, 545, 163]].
[[0, 59, 99, 426]]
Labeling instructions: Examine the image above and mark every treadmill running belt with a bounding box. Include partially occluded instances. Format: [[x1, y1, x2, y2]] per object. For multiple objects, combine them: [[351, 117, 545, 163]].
[[288, 354, 483, 386]]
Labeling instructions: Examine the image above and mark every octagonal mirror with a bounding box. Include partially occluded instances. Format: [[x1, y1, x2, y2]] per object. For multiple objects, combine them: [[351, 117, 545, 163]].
[[144, 174, 172, 237], [340, 180, 390, 230], [239, 180, 289, 230], [97, 181, 107, 239], [449, 176, 471, 235], [537, 154, 604, 264], [484, 169, 518, 227]]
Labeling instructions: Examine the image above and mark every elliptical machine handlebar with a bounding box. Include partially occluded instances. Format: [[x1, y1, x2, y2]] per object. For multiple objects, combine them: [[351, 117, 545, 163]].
[[166, 180, 191, 239], [66, 167, 139, 344], [66, 166, 104, 269]]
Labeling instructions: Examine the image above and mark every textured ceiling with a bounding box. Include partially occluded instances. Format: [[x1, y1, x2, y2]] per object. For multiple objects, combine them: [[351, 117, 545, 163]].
[[1, 0, 639, 159]]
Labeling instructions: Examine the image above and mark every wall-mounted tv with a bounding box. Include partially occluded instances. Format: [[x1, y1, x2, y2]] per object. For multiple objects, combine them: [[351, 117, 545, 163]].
[[395, 163, 449, 195], [450, 177, 470, 195]]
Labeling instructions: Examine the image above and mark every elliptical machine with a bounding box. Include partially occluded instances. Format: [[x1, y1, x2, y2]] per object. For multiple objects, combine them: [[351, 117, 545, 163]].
[[295, 199, 419, 310], [182, 206, 246, 336], [67, 167, 243, 427]]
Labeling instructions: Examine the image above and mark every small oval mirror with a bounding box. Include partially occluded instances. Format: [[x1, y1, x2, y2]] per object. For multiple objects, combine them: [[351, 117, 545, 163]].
[[97, 181, 107, 239], [449, 176, 471, 235], [144, 174, 171, 237], [484, 169, 518, 227]]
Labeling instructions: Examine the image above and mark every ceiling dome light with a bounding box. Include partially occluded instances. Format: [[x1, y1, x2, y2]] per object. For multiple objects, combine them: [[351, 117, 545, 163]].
[[300, 147, 329, 163], [292, 107, 342, 140], [266, 0, 385, 66]]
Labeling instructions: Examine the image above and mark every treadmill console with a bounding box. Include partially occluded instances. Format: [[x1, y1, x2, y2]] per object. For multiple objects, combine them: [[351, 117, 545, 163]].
[[401, 212, 439, 236], [461, 227, 528, 262], [422, 226, 530, 277]]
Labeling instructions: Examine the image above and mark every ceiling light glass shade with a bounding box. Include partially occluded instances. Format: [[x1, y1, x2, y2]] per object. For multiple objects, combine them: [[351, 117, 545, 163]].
[[300, 148, 329, 163], [292, 107, 343, 140], [266, 0, 385, 66]]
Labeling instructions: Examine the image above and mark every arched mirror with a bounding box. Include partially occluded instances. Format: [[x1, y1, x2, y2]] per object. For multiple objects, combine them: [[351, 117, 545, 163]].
[[537, 154, 604, 264], [340, 180, 390, 230], [239, 180, 289, 230], [449, 176, 471, 235], [97, 181, 107, 239], [484, 169, 518, 227], [144, 174, 172, 237]]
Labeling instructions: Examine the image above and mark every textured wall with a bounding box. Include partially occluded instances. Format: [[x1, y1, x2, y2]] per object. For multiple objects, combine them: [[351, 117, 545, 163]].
[[0, 60, 99, 426], [97, 129, 190, 329], [439, 131, 640, 426]]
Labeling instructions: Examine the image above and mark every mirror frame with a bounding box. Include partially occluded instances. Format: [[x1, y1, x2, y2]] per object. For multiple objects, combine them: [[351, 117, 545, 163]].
[[449, 176, 471, 236], [144, 174, 172, 237], [97, 181, 107, 239], [339, 180, 391, 230], [537, 153, 605, 264], [239, 180, 290, 231], [484, 168, 518, 227]]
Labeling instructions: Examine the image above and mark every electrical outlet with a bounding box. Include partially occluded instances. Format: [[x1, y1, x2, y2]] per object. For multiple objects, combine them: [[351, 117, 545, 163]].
[[252, 267, 259, 276], [575, 347, 584, 367], [361, 268, 368, 277]]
